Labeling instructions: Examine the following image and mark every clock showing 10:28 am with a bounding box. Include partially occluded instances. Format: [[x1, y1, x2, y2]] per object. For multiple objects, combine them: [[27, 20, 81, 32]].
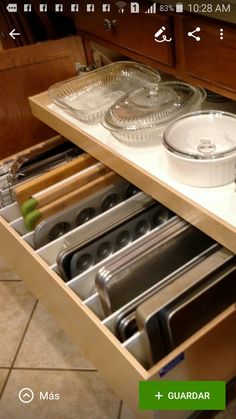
[[187, 3, 231, 13]]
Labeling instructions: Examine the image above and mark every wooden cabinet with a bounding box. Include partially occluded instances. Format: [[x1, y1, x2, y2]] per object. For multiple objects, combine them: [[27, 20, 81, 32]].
[[76, 11, 174, 67], [76, 11, 236, 100], [182, 17, 236, 94], [0, 36, 86, 159]]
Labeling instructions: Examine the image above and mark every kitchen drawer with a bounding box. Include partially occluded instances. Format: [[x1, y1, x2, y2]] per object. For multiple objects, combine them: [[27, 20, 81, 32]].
[[183, 17, 236, 93], [76, 11, 174, 67], [0, 143, 236, 419], [29, 92, 236, 254]]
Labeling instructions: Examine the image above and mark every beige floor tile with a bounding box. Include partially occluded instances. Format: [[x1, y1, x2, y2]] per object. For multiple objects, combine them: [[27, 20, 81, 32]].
[[0, 255, 21, 280], [0, 282, 36, 367], [120, 402, 137, 419], [0, 369, 9, 394], [15, 303, 93, 370], [215, 398, 236, 419], [0, 369, 120, 419], [120, 401, 236, 419], [225, 398, 236, 418]]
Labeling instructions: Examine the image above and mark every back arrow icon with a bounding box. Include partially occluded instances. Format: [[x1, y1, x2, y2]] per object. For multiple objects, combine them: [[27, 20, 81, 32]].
[[9, 29, 20, 40]]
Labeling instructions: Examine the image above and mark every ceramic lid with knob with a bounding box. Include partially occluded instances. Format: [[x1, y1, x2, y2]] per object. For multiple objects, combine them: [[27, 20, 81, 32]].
[[103, 82, 206, 131], [162, 111, 236, 160]]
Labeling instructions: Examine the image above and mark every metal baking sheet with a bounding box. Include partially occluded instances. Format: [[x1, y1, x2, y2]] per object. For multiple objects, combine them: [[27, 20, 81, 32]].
[[102, 244, 219, 335], [95, 218, 216, 315], [135, 247, 234, 364], [160, 263, 236, 351]]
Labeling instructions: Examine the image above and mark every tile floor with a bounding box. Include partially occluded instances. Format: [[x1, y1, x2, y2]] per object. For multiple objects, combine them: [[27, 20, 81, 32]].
[[0, 255, 235, 419]]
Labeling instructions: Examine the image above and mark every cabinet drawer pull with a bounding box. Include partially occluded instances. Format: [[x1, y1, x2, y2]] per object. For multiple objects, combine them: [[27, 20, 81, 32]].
[[104, 19, 117, 31]]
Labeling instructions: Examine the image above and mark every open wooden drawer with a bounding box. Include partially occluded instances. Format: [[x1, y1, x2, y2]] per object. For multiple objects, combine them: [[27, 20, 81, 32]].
[[0, 116, 235, 418], [0, 204, 236, 419]]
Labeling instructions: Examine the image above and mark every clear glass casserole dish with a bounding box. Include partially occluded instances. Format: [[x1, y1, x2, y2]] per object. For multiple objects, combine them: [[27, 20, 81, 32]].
[[102, 82, 206, 146], [48, 61, 161, 124]]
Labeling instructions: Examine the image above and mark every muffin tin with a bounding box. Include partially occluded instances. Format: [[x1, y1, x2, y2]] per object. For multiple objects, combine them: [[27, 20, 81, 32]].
[[33, 180, 138, 248]]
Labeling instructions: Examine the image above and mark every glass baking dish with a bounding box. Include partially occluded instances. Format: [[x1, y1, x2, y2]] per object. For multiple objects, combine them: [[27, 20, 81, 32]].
[[48, 61, 161, 124], [102, 82, 206, 146]]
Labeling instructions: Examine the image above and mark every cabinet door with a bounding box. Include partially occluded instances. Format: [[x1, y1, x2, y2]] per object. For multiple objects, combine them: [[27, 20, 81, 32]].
[[183, 17, 236, 93], [0, 36, 86, 159]]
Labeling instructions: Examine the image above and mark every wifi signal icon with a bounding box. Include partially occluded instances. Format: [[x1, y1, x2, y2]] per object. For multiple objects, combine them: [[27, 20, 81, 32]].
[[115, 1, 127, 13]]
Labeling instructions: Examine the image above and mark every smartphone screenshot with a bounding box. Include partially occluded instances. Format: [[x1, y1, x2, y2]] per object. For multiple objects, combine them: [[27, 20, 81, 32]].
[[0, 1, 235, 419]]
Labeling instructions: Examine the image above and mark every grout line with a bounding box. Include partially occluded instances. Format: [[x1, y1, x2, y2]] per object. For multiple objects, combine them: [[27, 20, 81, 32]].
[[11, 367, 97, 372], [0, 279, 22, 282], [0, 299, 38, 399], [117, 400, 123, 419], [11, 299, 39, 369]]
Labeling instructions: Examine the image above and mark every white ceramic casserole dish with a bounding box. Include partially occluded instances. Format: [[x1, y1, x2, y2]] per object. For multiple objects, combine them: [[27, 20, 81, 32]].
[[162, 111, 236, 187]]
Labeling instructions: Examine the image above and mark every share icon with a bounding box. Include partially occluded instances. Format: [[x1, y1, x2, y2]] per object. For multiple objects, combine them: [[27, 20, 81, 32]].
[[188, 27, 201, 41]]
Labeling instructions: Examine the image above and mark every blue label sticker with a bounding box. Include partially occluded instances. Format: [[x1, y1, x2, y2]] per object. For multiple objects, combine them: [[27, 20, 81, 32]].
[[159, 353, 185, 377]]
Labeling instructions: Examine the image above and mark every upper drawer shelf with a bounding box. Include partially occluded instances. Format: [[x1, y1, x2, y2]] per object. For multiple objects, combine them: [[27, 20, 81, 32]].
[[29, 92, 236, 254]]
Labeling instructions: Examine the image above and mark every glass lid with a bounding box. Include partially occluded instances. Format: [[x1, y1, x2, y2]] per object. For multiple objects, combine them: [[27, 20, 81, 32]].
[[162, 111, 236, 160], [103, 82, 206, 131]]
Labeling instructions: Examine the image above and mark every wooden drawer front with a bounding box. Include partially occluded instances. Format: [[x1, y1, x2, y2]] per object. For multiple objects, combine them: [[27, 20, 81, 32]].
[[76, 12, 174, 66], [183, 18, 236, 92]]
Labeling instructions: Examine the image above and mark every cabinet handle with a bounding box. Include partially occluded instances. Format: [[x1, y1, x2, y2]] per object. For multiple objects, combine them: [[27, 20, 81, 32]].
[[104, 19, 117, 31]]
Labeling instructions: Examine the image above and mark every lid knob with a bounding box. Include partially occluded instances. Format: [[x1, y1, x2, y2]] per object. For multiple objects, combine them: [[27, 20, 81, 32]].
[[197, 138, 216, 154]]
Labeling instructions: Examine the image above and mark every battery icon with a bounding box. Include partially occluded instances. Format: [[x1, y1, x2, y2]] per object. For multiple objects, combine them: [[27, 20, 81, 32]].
[[176, 2, 183, 13]]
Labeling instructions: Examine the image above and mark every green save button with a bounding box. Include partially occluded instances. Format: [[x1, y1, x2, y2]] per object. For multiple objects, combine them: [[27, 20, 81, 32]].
[[139, 381, 226, 410]]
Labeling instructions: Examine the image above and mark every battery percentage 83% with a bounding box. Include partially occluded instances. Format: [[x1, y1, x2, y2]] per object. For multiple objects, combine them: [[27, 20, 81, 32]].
[[159, 4, 175, 12]]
